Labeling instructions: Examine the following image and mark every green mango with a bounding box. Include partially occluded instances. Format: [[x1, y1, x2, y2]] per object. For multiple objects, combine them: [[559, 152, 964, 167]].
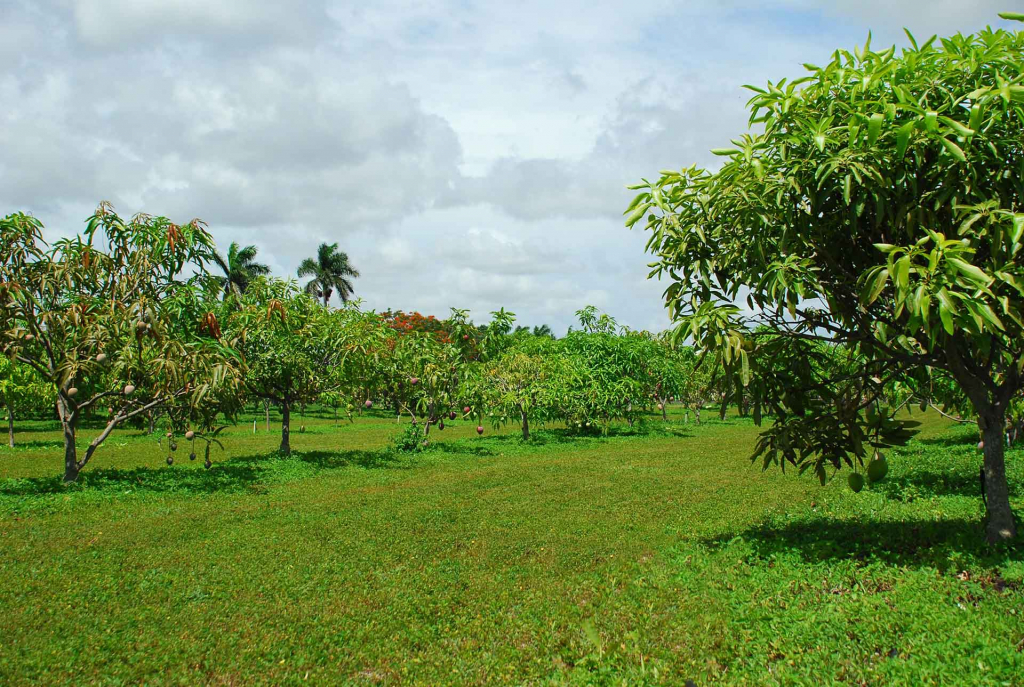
[[867, 455, 888, 482], [848, 472, 865, 493]]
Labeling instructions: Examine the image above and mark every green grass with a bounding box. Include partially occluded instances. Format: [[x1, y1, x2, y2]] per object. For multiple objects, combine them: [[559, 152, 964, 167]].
[[1, 406, 1022, 685]]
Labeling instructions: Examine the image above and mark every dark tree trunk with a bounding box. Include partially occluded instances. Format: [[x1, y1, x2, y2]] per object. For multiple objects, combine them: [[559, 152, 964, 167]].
[[7, 408, 14, 448], [264, 400, 270, 431], [280, 402, 291, 455], [980, 410, 1017, 544], [521, 410, 530, 441], [661, 397, 668, 422]]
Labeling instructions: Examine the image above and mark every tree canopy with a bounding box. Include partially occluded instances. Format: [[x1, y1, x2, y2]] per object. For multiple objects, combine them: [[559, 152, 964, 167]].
[[627, 22, 1024, 543]]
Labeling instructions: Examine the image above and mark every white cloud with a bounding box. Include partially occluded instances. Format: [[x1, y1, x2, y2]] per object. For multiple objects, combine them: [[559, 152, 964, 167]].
[[2, 0, 1017, 334]]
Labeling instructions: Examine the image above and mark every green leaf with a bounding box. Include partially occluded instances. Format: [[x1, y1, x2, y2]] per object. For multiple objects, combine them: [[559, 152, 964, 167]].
[[936, 287, 958, 314], [813, 134, 826, 152], [976, 302, 1005, 331], [867, 113, 883, 145], [998, 12, 1024, 21], [969, 103, 984, 132], [624, 192, 648, 214], [895, 255, 910, 290], [939, 137, 966, 162], [711, 148, 741, 156], [938, 299, 954, 334], [896, 121, 915, 158], [862, 267, 889, 305], [624, 205, 648, 228], [947, 257, 991, 285], [1011, 214, 1024, 245], [938, 116, 974, 138]]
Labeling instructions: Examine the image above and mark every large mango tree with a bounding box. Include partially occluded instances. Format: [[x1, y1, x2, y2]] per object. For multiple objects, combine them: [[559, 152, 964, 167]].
[[0, 205, 241, 481], [627, 20, 1024, 543]]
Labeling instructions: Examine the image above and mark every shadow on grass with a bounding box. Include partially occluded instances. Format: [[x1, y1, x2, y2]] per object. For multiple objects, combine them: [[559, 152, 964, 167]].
[[0, 448, 400, 499], [872, 469, 1019, 501], [294, 449, 403, 470], [703, 516, 1024, 572], [424, 441, 497, 457], [918, 434, 981, 449], [475, 423, 696, 448], [3, 439, 66, 451]]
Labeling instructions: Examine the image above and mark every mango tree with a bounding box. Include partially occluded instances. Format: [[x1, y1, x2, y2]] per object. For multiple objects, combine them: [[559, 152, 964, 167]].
[[0, 357, 53, 447], [556, 316, 657, 433], [627, 21, 1024, 542], [226, 279, 335, 455], [674, 346, 717, 425], [477, 349, 560, 440], [0, 205, 240, 481]]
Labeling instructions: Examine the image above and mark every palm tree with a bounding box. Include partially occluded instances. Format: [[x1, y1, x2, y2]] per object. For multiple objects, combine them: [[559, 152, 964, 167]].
[[297, 242, 360, 307], [213, 242, 271, 299], [533, 324, 555, 339]]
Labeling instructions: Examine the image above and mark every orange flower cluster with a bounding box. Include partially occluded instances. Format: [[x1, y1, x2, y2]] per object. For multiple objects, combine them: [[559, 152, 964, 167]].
[[381, 311, 451, 343]]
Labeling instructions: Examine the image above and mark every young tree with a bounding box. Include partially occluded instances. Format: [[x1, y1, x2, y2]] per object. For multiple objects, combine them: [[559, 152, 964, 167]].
[[0, 205, 241, 481], [627, 21, 1024, 542], [298, 242, 360, 307], [227, 279, 336, 454], [479, 350, 558, 440], [0, 357, 52, 447], [673, 346, 717, 425]]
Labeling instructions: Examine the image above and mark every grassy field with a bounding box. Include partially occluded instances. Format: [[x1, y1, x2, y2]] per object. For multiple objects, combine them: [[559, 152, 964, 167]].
[[1, 406, 1022, 685]]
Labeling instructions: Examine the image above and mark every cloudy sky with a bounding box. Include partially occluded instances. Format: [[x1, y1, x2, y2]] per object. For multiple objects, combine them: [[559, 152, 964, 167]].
[[2, 1, 1019, 333]]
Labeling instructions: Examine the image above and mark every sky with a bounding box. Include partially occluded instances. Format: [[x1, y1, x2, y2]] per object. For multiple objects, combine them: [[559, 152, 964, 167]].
[[2, 1, 1020, 334]]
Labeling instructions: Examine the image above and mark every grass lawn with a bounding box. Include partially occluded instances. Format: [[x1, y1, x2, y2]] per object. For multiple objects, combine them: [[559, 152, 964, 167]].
[[1, 406, 1022, 685]]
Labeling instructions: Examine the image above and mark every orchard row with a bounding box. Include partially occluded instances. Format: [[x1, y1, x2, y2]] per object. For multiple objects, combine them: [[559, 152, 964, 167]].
[[0, 208, 727, 481]]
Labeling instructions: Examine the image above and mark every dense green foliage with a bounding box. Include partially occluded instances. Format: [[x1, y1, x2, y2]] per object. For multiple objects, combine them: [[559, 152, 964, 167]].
[[628, 23, 1024, 542]]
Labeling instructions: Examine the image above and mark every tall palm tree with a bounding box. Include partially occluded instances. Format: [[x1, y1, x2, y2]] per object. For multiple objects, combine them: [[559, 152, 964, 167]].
[[213, 242, 271, 299], [297, 242, 360, 308]]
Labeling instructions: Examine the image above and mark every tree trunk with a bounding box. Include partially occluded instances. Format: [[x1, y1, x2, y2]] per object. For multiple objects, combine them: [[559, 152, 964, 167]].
[[58, 397, 79, 482], [521, 410, 530, 441], [280, 402, 291, 455], [147, 411, 156, 435], [7, 408, 14, 448], [695, 407, 702, 425], [661, 398, 668, 422], [265, 401, 270, 432], [980, 410, 1017, 544]]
